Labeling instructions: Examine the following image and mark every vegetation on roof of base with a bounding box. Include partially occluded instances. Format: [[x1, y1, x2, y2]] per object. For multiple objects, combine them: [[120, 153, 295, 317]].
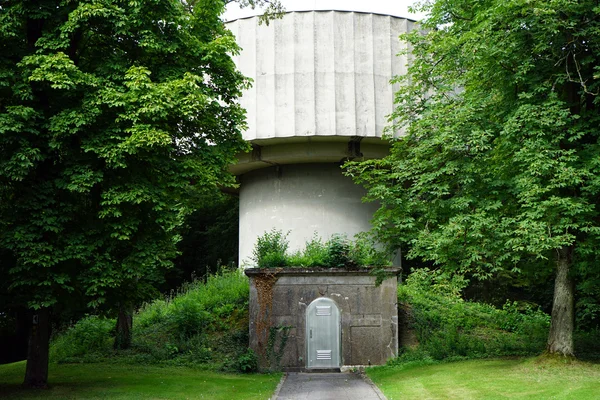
[[249, 229, 392, 269]]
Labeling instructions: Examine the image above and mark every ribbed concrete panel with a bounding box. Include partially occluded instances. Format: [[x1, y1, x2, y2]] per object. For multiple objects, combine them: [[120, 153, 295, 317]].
[[333, 12, 356, 137], [391, 18, 409, 94], [274, 18, 295, 138], [314, 13, 335, 138], [373, 15, 394, 137], [226, 11, 414, 142], [230, 20, 257, 135], [255, 16, 274, 139], [294, 12, 316, 137], [353, 13, 376, 138]]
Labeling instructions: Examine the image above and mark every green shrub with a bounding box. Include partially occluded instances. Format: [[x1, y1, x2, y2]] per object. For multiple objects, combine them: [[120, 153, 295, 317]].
[[287, 235, 328, 267], [135, 298, 169, 330], [50, 315, 114, 362], [167, 297, 212, 338], [50, 269, 250, 368], [251, 229, 289, 268], [395, 268, 550, 363], [232, 348, 258, 373], [350, 234, 391, 268], [324, 234, 352, 268], [388, 347, 435, 366], [496, 301, 550, 334], [252, 230, 392, 269], [131, 269, 250, 365]]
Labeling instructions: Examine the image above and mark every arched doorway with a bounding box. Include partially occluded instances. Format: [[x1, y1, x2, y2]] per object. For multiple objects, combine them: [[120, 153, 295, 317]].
[[306, 297, 341, 369]]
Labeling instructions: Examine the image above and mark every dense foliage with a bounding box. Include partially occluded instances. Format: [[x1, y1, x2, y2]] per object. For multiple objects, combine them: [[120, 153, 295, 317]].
[[167, 193, 239, 289], [249, 230, 391, 269], [396, 269, 550, 362], [0, 0, 249, 385], [48, 268, 600, 374], [393, 269, 600, 366], [50, 270, 255, 372], [346, 0, 600, 356]]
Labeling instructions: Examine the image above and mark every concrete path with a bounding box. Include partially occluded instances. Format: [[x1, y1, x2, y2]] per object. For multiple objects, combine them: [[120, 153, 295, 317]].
[[274, 372, 387, 400]]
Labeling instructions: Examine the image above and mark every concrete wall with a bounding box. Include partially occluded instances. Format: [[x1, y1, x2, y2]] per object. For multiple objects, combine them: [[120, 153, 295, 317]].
[[227, 11, 414, 142], [238, 163, 380, 266], [229, 11, 413, 266], [245, 268, 400, 371], [229, 136, 390, 175]]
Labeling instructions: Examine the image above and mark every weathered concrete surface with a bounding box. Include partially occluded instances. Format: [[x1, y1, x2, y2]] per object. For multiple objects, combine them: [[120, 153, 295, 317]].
[[275, 372, 387, 400], [246, 268, 400, 371], [238, 164, 381, 265], [227, 11, 414, 143], [228, 11, 415, 267], [229, 137, 389, 175]]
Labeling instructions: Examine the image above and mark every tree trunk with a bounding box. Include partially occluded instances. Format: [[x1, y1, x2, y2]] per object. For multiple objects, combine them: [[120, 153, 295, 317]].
[[546, 246, 575, 356], [23, 308, 50, 388], [114, 306, 133, 350]]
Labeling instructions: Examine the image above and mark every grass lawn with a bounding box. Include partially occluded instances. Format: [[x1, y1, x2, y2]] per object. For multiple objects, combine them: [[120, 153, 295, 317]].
[[367, 357, 600, 400], [0, 361, 281, 399]]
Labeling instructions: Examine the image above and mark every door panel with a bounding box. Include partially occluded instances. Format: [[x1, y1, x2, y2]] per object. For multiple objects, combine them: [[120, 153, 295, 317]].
[[306, 297, 340, 368]]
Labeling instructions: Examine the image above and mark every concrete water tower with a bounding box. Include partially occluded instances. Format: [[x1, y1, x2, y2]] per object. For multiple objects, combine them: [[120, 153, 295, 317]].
[[227, 11, 415, 265]]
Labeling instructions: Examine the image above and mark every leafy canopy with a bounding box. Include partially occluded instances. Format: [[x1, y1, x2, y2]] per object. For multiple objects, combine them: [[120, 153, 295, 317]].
[[0, 0, 249, 310], [345, 0, 600, 324]]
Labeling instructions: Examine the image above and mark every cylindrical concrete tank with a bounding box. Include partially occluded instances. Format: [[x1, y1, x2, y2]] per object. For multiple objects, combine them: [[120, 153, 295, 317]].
[[227, 11, 415, 265]]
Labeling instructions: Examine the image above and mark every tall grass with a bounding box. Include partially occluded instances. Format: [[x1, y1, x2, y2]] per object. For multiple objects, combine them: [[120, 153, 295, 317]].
[[394, 268, 550, 363], [50, 316, 115, 363], [50, 269, 254, 371]]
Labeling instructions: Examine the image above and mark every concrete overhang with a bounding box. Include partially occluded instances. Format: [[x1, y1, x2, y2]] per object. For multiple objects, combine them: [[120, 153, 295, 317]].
[[229, 135, 390, 175]]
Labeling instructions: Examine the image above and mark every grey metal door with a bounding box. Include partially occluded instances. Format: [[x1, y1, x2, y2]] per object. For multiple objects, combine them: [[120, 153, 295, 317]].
[[306, 297, 340, 368]]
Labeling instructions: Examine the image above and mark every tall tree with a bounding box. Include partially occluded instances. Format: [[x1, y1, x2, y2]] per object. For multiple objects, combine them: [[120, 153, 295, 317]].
[[0, 0, 248, 387], [346, 0, 600, 357]]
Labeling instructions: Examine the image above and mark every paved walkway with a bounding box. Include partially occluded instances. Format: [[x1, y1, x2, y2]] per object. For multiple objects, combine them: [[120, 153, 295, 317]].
[[274, 372, 387, 400]]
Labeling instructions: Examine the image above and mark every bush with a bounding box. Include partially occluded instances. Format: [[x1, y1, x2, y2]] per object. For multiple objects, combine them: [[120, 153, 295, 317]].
[[50, 269, 250, 368], [350, 234, 391, 268], [395, 268, 550, 363], [574, 329, 600, 360], [251, 229, 289, 268], [324, 234, 352, 268], [496, 301, 550, 334], [167, 297, 212, 338], [287, 234, 328, 267], [50, 315, 114, 362], [251, 230, 392, 269], [232, 348, 258, 373], [131, 269, 250, 365]]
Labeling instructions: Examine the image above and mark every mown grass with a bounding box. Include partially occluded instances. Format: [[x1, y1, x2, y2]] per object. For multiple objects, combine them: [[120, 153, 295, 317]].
[[0, 361, 281, 399], [367, 357, 600, 400]]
